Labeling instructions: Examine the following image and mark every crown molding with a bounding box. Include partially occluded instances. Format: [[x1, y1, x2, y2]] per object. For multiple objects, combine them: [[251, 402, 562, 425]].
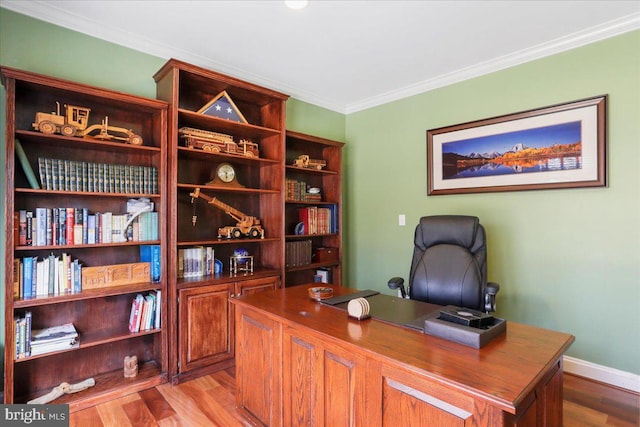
[[3, 2, 638, 115], [344, 12, 640, 114]]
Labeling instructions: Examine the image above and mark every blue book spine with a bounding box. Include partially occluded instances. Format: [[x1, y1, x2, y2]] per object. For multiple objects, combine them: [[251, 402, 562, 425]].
[[140, 245, 161, 283], [82, 208, 89, 244], [31, 256, 37, 297], [22, 257, 33, 298], [58, 208, 66, 245], [73, 259, 82, 293]]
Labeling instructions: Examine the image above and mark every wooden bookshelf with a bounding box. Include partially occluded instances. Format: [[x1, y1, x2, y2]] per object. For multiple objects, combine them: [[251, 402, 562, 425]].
[[2, 66, 168, 410], [285, 130, 344, 287], [153, 59, 287, 383]]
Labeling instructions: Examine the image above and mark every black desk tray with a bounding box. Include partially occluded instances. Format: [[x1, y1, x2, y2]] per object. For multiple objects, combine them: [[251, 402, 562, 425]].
[[407, 307, 506, 348]]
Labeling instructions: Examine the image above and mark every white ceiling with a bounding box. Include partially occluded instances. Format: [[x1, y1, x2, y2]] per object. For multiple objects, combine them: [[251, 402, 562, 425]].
[[3, 1, 639, 113]]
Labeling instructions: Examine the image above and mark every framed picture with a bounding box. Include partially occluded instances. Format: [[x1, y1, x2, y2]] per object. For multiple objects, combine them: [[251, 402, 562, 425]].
[[427, 95, 607, 195]]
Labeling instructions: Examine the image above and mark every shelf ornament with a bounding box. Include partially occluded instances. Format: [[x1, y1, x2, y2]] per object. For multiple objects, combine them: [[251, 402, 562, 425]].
[[27, 378, 96, 404], [197, 90, 248, 124]]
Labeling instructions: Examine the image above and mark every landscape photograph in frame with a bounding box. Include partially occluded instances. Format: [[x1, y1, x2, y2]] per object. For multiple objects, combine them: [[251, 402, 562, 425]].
[[427, 96, 607, 195]]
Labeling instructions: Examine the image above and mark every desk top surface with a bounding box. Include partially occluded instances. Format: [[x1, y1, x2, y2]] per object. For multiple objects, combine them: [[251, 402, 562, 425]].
[[232, 284, 575, 412]]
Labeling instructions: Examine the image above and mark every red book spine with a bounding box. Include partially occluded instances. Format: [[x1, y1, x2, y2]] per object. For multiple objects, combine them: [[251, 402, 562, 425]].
[[66, 208, 74, 246]]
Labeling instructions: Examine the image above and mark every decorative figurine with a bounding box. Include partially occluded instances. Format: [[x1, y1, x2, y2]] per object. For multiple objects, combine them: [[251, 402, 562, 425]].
[[230, 248, 254, 275], [124, 355, 138, 378], [293, 154, 326, 170], [190, 188, 264, 239], [33, 102, 143, 145]]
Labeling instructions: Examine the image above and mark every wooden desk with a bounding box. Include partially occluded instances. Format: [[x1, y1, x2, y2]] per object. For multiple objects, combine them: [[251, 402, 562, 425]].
[[231, 285, 574, 427]]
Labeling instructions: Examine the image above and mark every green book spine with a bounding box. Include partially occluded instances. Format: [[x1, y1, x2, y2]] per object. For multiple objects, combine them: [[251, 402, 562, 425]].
[[15, 140, 40, 189]]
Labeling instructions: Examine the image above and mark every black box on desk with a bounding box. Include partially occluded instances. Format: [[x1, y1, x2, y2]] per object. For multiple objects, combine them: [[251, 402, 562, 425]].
[[423, 307, 507, 348]]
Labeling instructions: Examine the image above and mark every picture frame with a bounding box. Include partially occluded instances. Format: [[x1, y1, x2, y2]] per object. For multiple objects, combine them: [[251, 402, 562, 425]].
[[427, 95, 607, 195]]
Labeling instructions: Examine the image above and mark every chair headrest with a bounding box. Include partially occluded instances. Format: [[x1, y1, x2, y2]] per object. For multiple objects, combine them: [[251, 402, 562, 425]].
[[415, 215, 479, 251]]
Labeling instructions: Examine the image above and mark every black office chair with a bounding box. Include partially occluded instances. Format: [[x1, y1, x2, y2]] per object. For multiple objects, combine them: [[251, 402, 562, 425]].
[[388, 215, 500, 312]]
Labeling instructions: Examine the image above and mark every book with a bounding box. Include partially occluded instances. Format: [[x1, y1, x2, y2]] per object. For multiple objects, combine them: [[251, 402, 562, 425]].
[[38, 157, 47, 190], [35, 208, 47, 246], [66, 207, 75, 246], [15, 139, 40, 189], [134, 294, 144, 332], [22, 257, 33, 298], [140, 245, 161, 283], [18, 210, 27, 246], [31, 323, 78, 345], [57, 208, 66, 245], [143, 293, 156, 330], [13, 258, 21, 299], [24, 311, 32, 357], [154, 290, 161, 329]]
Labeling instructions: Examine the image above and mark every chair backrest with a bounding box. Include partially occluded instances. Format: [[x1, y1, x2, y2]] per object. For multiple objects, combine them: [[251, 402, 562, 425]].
[[409, 215, 488, 310]]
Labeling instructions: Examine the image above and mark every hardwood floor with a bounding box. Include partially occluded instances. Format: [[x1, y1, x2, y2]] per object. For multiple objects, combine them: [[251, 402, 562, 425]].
[[70, 370, 639, 426]]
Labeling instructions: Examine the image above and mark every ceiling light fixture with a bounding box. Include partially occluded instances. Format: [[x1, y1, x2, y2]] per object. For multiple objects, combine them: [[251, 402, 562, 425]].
[[285, 0, 309, 10]]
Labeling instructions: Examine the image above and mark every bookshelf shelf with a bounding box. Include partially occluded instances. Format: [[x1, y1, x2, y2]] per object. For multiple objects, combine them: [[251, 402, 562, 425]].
[[177, 183, 279, 194], [15, 130, 163, 153], [14, 282, 161, 308], [178, 108, 281, 139], [15, 188, 161, 198], [15, 240, 161, 251], [178, 146, 280, 165], [15, 327, 162, 363], [2, 66, 168, 409], [286, 261, 340, 273], [285, 165, 339, 175], [18, 361, 164, 413]]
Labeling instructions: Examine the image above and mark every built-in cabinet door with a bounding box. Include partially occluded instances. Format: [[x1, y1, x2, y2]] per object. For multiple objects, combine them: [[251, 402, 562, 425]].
[[282, 327, 368, 427], [235, 305, 282, 427], [178, 284, 233, 373]]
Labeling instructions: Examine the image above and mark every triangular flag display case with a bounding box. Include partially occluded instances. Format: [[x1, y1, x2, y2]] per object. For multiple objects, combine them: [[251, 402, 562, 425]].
[[197, 90, 249, 124]]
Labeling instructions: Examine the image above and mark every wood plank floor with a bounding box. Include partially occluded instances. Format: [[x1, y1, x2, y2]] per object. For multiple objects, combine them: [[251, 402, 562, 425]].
[[70, 370, 639, 426]]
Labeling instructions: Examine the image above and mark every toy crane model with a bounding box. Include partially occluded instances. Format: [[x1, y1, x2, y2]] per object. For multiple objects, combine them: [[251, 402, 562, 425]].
[[190, 188, 264, 239]]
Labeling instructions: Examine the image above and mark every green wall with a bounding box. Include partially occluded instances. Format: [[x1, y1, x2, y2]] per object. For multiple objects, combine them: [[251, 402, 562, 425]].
[[345, 30, 640, 374], [1, 8, 638, 378]]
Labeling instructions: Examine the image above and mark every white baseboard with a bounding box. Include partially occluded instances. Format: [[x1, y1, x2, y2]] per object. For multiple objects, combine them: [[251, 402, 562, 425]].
[[564, 356, 640, 393]]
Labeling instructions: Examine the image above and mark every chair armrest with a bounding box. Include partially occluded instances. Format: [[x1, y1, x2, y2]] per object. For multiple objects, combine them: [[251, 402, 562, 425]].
[[388, 277, 406, 298], [484, 282, 500, 313], [486, 282, 500, 295]]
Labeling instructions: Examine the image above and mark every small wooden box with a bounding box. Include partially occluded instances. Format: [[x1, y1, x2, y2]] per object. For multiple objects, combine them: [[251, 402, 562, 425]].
[[82, 262, 150, 290], [313, 247, 338, 263]]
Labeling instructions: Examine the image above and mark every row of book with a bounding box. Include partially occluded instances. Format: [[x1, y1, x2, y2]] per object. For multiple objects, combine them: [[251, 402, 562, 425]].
[[16, 207, 158, 247], [285, 178, 322, 202], [37, 157, 158, 195], [298, 205, 338, 235], [14, 254, 82, 299], [15, 314, 79, 360], [128, 291, 161, 333], [285, 240, 312, 268], [177, 246, 216, 279]]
